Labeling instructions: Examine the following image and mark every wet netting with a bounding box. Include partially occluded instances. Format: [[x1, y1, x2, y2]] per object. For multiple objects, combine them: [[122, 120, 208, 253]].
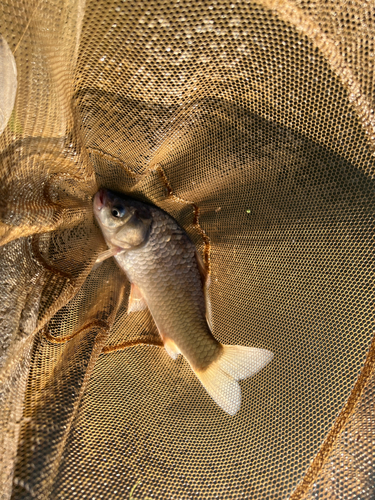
[[0, 0, 374, 499]]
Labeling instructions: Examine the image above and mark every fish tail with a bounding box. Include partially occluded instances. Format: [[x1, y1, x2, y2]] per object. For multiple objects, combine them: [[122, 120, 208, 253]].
[[195, 345, 273, 416]]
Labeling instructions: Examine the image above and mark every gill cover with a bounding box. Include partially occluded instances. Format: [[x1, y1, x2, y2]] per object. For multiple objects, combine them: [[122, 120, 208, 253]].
[[114, 213, 152, 248]]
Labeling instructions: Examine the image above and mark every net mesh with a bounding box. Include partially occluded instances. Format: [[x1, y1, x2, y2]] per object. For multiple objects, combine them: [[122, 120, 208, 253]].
[[0, 0, 374, 498]]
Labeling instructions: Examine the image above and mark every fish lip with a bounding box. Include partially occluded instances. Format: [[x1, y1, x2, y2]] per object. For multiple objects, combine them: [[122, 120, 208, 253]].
[[94, 189, 106, 211]]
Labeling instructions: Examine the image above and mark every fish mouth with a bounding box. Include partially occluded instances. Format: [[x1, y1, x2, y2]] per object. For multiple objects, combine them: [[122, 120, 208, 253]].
[[93, 188, 106, 211]]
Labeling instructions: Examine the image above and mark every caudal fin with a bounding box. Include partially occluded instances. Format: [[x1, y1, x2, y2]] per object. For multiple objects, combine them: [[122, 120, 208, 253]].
[[195, 345, 273, 416]]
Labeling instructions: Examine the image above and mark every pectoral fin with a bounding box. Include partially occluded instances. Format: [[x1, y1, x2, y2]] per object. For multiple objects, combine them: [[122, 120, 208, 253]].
[[95, 246, 124, 264], [127, 282, 148, 313]]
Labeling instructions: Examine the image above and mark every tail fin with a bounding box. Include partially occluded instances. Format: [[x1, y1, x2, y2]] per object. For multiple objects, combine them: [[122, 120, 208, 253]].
[[195, 345, 273, 416]]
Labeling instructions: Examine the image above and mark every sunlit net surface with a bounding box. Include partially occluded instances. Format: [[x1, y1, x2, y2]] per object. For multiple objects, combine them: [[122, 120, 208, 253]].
[[0, 0, 374, 499]]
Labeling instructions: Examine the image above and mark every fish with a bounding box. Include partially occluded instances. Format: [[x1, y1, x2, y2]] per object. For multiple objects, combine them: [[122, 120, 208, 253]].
[[93, 188, 273, 415]]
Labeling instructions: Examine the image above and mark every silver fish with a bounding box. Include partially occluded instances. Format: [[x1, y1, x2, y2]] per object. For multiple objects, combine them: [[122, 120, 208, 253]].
[[93, 189, 273, 415]]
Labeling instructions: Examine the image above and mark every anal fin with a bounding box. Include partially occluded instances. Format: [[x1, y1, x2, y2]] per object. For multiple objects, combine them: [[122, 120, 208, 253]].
[[163, 338, 181, 360], [127, 282, 148, 313]]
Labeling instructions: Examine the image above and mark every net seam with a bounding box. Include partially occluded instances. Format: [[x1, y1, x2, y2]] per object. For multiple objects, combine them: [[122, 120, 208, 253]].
[[41, 319, 109, 344], [87, 147, 143, 178], [152, 164, 211, 271], [101, 338, 164, 354], [31, 234, 73, 280]]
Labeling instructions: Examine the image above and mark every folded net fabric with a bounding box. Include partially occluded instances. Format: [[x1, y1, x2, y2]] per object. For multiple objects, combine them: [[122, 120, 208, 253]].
[[0, 1, 374, 498]]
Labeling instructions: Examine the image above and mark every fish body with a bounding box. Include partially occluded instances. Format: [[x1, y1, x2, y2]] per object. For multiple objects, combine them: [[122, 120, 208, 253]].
[[93, 189, 273, 415]]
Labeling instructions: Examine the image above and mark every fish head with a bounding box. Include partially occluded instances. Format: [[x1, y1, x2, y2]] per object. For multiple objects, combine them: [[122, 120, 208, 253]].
[[93, 189, 152, 249]]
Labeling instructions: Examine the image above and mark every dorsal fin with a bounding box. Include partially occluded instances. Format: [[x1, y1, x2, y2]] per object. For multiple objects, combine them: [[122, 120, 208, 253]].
[[194, 250, 213, 331], [194, 250, 209, 285]]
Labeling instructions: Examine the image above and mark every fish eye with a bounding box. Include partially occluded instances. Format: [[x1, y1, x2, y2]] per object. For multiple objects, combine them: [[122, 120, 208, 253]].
[[111, 205, 125, 218]]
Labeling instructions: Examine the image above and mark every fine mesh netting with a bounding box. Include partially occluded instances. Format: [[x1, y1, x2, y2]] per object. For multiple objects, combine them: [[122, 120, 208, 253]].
[[0, 0, 374, 499]]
